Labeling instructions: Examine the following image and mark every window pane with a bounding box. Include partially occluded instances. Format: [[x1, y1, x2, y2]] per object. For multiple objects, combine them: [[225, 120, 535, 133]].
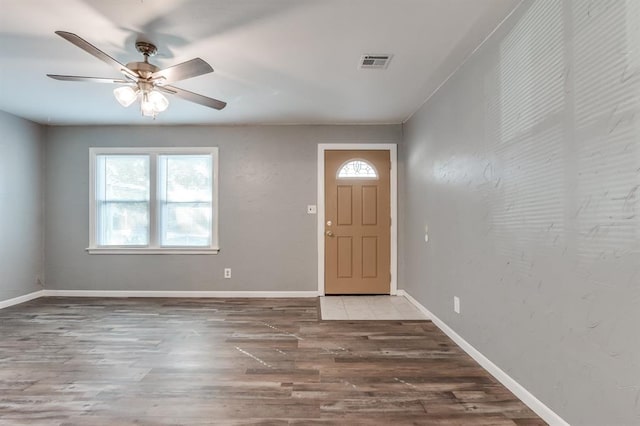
[[99, 201, 149, 245], [159, 155, 213, 246], [337, 160, 378, 179], [105, 156, 150, 200], [97, 155, 149, 246], [165, 155, 212, 202], [162, 202, 212, 246]]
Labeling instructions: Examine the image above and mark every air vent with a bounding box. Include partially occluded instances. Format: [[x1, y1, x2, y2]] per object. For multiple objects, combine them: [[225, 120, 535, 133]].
[[359, 54, 392, 70]]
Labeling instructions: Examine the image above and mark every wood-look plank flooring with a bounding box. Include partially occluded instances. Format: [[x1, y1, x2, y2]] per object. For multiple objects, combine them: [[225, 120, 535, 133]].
[[0, 297, 545, 425]]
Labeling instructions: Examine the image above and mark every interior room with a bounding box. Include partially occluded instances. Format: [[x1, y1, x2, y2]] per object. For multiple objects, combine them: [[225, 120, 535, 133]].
[[1, 1, 638, 425]]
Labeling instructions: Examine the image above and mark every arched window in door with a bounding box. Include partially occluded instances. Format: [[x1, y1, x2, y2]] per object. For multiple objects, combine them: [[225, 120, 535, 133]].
[[337, 159, 378, 179]]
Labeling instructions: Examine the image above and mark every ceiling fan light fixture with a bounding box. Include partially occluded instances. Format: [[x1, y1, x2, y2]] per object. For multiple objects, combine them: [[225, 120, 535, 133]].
[[113, 86, 138, 107], [148, 90, 169, 112], [140, 92, 155, 117], [140, 90, 169, 118]]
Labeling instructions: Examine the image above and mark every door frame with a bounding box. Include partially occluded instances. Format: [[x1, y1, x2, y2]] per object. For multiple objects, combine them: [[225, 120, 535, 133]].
[[317, 143, 398, 296]]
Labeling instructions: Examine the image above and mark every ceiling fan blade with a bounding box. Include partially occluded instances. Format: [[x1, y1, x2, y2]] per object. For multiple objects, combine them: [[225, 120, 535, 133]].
[[151, 58, 213, 85], [54, 31, 139, 79], [158, 85, 227, 110], [47, 74, 130, 84]]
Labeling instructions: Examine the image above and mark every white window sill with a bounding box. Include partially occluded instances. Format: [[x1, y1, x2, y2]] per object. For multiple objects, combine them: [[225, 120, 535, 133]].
[[86, 247, 220, 255]]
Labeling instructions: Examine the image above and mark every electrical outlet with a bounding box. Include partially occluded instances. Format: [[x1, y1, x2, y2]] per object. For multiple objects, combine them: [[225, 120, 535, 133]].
[[454, 296, 460, 314], [224, 268, 231, 279]]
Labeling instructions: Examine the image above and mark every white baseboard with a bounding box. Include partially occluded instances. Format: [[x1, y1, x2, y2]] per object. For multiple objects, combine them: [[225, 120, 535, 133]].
[[41, 290, 319, 298], [0, 290, 45, 310], [398, 289, 570, 426]]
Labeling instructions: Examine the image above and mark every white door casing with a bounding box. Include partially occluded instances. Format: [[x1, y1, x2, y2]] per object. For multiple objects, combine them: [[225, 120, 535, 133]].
[[317, 143, 397, 296]]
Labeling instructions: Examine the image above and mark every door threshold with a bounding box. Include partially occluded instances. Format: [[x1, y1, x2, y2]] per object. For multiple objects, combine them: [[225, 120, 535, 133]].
[[320, 295, 428, 321]]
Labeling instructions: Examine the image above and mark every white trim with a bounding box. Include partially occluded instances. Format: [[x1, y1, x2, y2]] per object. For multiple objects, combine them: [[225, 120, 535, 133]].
[[396, 290, 431, 319], [317, 143, 398, 296], [0, 290, 45, 310], [42, 290, 319, 298], [86, 248, 219, 255], [398, 290, 570, 426]]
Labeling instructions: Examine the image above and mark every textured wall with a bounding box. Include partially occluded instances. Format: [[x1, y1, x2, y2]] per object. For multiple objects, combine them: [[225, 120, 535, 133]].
[[44, 124, 400, 292], [402, 1, 640, 424], [0, 111, 44, 301]]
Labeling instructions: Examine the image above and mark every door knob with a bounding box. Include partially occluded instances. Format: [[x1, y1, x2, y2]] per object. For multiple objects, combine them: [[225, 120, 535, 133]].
[[326, 230, 334, 237]]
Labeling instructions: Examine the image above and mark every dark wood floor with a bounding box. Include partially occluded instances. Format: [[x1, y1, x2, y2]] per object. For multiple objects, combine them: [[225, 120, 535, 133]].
[[0, 297, 545, 425]]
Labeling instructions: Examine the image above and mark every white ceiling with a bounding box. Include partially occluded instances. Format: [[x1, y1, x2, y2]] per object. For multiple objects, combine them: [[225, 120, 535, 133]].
[[0, 0, 519, 125]]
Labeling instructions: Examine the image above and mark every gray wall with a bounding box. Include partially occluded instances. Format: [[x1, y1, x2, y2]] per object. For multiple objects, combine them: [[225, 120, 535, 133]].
[[402, 1, 640, 424], [0, 111, 44, 301], [44, 124, 400, 292]]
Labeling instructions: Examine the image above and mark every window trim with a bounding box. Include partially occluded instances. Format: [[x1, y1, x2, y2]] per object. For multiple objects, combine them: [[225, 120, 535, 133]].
[[87, 147, 219, 255]]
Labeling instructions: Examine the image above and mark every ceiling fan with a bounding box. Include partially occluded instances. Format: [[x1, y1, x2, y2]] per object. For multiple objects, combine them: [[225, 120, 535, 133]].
[[47, 31, 226, 118]]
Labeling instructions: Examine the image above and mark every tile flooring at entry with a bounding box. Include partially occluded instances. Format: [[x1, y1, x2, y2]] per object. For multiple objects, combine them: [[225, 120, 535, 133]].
[[0, 297, 545, 425], [320, 295, 428, 320]]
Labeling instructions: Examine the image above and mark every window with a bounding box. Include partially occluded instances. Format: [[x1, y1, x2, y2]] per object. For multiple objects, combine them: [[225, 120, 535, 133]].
[[89, 147, 219, 254], [337, 159, 378, 179], [96, 155, 150, 246]]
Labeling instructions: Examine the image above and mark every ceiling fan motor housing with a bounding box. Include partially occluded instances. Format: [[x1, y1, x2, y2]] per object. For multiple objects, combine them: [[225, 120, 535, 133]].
[[126, 61, 159, 80]]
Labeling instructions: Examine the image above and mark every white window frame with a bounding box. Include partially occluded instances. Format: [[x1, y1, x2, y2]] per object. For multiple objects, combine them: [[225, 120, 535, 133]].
[[87, 147, 219, 254]]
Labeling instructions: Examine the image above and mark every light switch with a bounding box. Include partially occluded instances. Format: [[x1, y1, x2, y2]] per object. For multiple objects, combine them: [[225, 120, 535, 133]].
[[307, 205, 317, 214]]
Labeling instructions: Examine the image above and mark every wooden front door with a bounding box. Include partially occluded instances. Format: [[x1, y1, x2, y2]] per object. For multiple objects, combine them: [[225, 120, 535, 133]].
[[324, 150, 391, 294]]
